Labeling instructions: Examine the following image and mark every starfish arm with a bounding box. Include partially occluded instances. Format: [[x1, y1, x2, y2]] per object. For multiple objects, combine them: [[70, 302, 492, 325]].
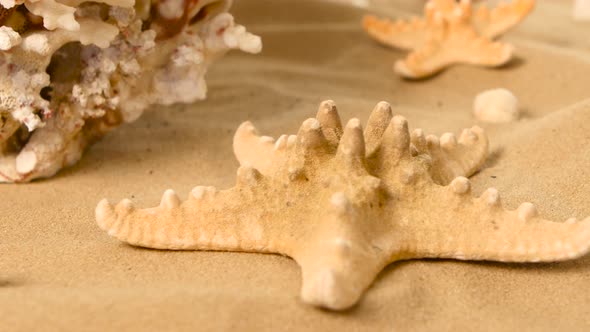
[[411, 126, 489, 185], [293, 145, 387, 310], [296, 248, 387, 311], [233, 120, 289, 174], [233, 101, 342, 174], [362, 14, 429, 51], [394, 179, 590, 263], [295, 218, 387, 311], [96, 166, 289, 255], [473, 0, 535, 39], [289, 120, 389, 310], [394, 29, 513, 78]]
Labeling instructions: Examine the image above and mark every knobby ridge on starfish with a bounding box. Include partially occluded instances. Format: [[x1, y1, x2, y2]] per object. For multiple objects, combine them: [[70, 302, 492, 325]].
[[96, 100, 590, 310], [233, 100, 489, 186]]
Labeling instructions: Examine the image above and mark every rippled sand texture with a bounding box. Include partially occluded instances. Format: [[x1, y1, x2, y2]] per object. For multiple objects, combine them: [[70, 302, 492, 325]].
[[1, 0, 589, 331]]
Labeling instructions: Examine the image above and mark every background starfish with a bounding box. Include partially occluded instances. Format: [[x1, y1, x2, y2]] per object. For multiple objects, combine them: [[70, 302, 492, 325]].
[[96, 100, 590, 310], [363, 0, 535, 78]]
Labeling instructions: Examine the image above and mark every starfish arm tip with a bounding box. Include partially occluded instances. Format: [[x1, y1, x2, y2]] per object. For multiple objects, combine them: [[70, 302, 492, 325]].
[[394, 60, 417, 78], [95, 198, 116, 230], [299, 268, 365, 311]]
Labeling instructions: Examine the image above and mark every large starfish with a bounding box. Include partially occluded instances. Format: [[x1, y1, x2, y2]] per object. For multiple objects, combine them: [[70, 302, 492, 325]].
[[363, 0, 535, 78], [96, 100, 590, 310]]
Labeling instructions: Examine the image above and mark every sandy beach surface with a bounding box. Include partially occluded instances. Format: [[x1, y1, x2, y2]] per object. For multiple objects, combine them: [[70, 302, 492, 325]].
[[1, 0, 590, 330]]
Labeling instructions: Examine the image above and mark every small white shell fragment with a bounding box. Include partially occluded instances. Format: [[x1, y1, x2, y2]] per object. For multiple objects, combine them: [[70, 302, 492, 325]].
[[473, 88, 519, 123]]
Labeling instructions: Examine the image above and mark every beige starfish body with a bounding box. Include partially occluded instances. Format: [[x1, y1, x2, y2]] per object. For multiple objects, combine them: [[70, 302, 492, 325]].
[[363, 0, 535, 78], [96, 100, 590, 310]]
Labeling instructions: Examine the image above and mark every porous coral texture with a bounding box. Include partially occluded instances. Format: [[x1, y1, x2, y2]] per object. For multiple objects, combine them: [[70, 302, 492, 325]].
[[0, 0, 261, 182]]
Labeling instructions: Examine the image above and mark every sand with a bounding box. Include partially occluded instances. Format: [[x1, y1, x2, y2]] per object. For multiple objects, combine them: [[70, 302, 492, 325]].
[[1, 0, 590, 330]]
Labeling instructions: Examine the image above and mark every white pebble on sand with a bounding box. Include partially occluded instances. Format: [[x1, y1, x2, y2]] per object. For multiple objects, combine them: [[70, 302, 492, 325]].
[[473, 88, 520, 123]]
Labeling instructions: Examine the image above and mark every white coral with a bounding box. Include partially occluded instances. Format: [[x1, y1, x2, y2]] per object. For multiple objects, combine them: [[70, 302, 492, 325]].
[[21, 33, 50, 54], [25, 0, 80, 31], [0, 26, 21, 50], [0, 0, 261, 182], [0, 0, 18, 8]]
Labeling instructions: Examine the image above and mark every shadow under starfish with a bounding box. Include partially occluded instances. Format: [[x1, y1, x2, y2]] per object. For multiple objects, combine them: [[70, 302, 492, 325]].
[[96, 100, 590, 310]]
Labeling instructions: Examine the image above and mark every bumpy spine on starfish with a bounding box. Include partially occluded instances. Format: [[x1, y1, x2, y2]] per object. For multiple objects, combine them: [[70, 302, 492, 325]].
[[234, 100, 488, 185], [410, 125, 487, 185], [414, 179, 590, 262], [96, 173, 284, 253]]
